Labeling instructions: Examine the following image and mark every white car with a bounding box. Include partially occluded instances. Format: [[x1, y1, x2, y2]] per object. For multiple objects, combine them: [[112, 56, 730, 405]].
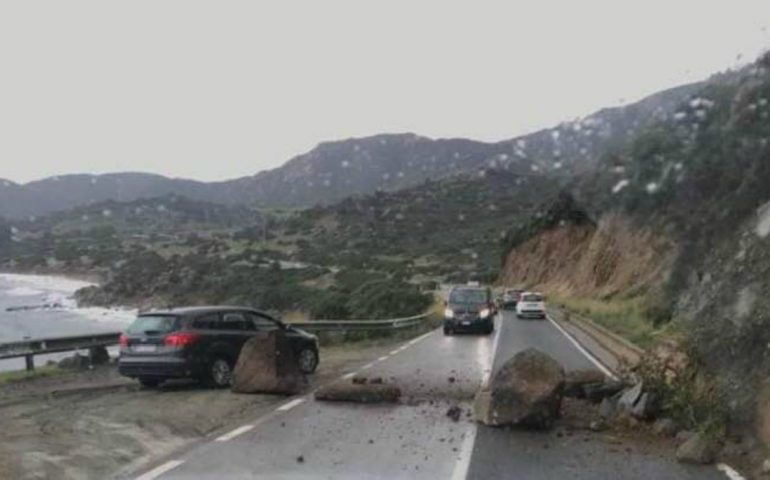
[[515, 292, 546, 320]]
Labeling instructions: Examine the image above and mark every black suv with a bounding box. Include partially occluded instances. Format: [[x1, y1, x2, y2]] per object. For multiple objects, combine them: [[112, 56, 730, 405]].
[[443, 286, 495, 335], [118, 306, 319, 388]]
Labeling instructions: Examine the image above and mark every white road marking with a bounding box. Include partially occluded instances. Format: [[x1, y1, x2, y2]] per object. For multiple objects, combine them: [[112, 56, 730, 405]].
[[450, 426, 477, 480], [215, 424, 255, 442], [361, 362, 374, 370], [717, 463, 746, 480], [277, 398, 305, 412], [409, 331, 434, 345], [481, 317, 502, 387], [341, 372, 357, 380], [389, 349, 400, 355], [546, 314, 617, 380], [377, 355, 388, 362], [134, 460, 185, 480]]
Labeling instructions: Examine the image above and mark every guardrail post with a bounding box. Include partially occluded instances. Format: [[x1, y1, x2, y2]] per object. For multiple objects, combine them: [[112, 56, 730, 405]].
[[25, 354, 34, 371]]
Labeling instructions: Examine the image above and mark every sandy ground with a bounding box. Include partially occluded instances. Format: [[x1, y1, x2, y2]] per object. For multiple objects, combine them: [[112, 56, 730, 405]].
[[0, 341, 399, 480]]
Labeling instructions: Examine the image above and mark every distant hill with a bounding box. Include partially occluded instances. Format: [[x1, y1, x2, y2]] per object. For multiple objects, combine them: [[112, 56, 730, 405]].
[[0, 82, 702, 219]]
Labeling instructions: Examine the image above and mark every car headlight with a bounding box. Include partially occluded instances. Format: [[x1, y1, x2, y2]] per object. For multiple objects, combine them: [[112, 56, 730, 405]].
[[479, 308, 490, 319], [444, 308, 454, 319]]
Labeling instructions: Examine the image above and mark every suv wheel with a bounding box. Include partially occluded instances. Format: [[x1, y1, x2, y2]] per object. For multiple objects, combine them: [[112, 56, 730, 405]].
[[208, 357, 233, 388], [298, 348, 318, 374]]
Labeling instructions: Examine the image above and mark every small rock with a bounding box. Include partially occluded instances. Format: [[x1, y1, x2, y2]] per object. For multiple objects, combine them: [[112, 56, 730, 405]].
[[631, 392, 660, 420], [617, 382, 644, 412], [599, 397, 616, 419], [446, 405, 462, 422], [652, 418, 678, 437], [88, 346, 110, 365], [296, 456, 304, 463], [676, 432, 716, 465], [352, 376, 367, 385], [58, 353, 89, 370], [564, 369, 606, 398], [589, 420, 606, 432], [369, 377, 384, 384], [448, 376, 456, 384], [583, 381, 625, 403]]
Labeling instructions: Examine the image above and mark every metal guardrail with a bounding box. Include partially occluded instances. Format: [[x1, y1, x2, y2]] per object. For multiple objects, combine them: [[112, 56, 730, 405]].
[[0, 332, 122, 371], [0, 313, 432, 371], [287, 313, 429, 332]]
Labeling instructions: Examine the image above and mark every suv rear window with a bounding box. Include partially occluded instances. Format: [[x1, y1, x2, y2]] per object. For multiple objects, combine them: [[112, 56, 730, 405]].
[[127, 315, 179, 335], [449, 288, 488, 304], [522, 294, 543, 302]]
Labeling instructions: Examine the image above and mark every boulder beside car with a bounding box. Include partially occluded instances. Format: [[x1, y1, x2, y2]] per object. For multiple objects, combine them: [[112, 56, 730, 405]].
[[231, 330, 307, 395]]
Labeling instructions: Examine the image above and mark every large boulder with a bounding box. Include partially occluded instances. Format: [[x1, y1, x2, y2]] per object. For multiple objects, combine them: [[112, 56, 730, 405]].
[[474, 348, 565, 429], [231, 330, 306, 395]]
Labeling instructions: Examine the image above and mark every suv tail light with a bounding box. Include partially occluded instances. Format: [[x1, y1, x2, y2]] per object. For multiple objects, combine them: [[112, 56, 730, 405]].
[[119, 333, 129, 348], [164, 332, 201, 348]]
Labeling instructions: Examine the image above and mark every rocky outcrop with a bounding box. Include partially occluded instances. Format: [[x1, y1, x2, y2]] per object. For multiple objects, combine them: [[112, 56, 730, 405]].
[[474, 348, 565, 428], [231, 330, 306, 395]]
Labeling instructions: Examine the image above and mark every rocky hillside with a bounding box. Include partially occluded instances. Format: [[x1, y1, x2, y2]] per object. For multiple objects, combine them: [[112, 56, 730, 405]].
[[0, 79, 700, 219], [287, 168, 562, 283], [498, 52, 770, 446]]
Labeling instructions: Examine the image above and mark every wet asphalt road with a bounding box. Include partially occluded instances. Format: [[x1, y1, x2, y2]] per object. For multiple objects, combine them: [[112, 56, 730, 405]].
[[140, 312, 725, 480]]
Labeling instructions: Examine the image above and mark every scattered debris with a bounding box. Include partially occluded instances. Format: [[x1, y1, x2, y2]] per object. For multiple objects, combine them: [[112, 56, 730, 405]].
[[563, 369, 606, 398], [446, 405, 462, 422], [617, 382, 644, 412], [296, 456, 304, 463], [315, 381, 401, 404], [589, 420, 606, 432], [58, 353, 91, 370], [652, 418, 678, 437], [582, 381, 625, 403], [598, 396, 616, 419], [676, 432, 716, 465]]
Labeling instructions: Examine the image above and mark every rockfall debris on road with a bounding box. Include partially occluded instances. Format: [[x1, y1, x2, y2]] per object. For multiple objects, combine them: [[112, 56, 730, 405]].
[[231, 330, 307, 395], [473, 348, 565, 429], [315, 376, 402, 404]]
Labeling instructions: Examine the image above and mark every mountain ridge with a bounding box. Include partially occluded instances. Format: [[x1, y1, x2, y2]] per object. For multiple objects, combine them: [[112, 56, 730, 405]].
[[0, 81, 704, 219]]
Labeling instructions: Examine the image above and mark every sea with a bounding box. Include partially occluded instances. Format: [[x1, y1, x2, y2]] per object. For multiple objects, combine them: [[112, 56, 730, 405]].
[[0, 273, 136, 372]]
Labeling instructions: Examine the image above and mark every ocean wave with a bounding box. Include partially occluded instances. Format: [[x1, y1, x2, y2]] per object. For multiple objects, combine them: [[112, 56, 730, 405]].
[[4, 286, 45, 296], [0, 273, 94, 294], [73, 307, 137, 325]]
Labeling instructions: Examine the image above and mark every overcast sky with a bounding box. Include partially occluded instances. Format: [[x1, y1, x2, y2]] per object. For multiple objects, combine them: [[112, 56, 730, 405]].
[[1, 1, 769, 183]]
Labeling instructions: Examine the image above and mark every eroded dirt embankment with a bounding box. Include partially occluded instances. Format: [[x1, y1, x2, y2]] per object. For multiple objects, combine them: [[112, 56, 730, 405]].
[[498, 214, 674, 299], [499, 204, 770, 475]]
